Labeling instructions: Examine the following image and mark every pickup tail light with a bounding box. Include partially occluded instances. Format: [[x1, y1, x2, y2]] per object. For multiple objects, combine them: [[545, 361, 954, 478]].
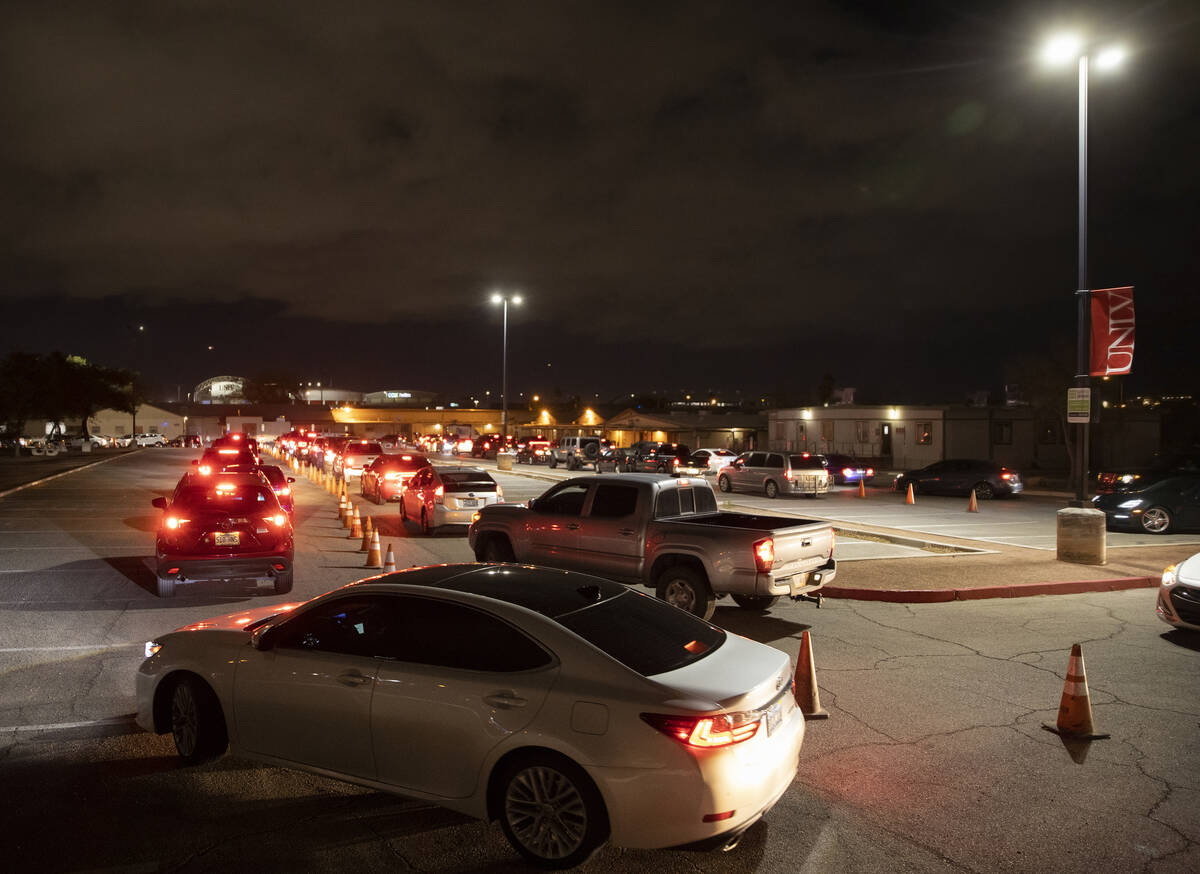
[[641, 712, 761, 748], [497, 485, 503, 500], [829, 529, 836, 559], [753, 538, 775, 573]]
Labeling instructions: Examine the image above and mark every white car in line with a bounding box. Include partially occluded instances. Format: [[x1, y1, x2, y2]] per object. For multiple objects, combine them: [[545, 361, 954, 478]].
[[1158, 553, 1200, 631], [137, 564, 804, 867], [692, 448, 738, 472]]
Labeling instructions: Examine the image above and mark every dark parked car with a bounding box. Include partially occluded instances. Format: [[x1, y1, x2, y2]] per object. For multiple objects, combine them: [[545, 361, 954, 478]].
[[1092, 475, 1200, 534], [1094, 453, 1200, 495], [151, 472, 294, 598], [893, 459, 1023, 499], [824, 453, 875, 485], [624, 442, 691, 473]]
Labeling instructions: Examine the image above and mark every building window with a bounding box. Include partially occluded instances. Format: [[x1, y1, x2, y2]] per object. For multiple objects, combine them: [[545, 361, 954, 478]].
[[821, 421, 834, 443], [916, 423, 933, 445], [855, 421, 870, 444], [992, 421, 1013, 445], [114, 425, 126, 435]]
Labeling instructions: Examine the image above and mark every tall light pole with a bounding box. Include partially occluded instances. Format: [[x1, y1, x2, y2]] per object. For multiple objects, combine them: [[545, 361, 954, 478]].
[[1041, 34, 1126, 503], [491, 292, 523, 443]]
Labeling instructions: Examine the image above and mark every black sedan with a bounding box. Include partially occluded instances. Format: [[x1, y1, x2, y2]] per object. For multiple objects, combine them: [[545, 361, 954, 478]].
[[824, 453, 875, 485], [893, 459, 1023, 499], [1092, 475, 1200, 534]]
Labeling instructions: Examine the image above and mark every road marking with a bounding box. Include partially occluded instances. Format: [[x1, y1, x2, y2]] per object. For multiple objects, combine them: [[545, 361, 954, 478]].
[[0, 714, 139, 733], [0, 451, 141, 499], [0, 643, 142, 653]]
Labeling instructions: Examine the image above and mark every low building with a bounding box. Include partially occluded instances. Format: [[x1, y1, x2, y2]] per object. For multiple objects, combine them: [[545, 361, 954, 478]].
[[89, 404, 186, 440]]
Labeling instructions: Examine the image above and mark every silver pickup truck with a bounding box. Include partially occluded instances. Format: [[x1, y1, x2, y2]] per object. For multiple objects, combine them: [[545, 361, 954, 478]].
[[467, 473, 836, 620]]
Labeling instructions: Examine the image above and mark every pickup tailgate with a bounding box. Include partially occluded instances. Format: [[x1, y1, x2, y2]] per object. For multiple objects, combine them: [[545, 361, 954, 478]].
[[770, 522, 834, 577]]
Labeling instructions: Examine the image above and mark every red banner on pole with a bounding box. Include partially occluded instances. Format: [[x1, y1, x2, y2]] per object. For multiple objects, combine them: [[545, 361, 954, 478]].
[[1089, 286, 1135, 376]]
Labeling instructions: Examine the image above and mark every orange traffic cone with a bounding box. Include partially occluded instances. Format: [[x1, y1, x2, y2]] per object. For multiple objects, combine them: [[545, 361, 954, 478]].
[[343, 499, 355, 529], [858, 479, 866, 499], [967, 489, 979, 513], [793, 630, 829, 720], [905, 483, 915, 504], [364, 530, 382, 568], [348, 506, 362, 539], [1042, 644, 1109, 740], [360, 515, 373, 551], [382, 543, 396, 573], [337, 494, 348, 523]]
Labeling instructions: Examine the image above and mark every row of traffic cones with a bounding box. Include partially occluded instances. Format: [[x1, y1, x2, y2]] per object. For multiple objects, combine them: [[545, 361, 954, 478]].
[[794, 634, 1109, 743], [902, 481, 980, 513], [332, 481, 396, 573]]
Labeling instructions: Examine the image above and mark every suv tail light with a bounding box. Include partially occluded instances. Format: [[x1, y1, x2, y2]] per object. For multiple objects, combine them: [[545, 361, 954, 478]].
[[434, 485, 444, 504], [753, 537, 774, 572], [641, 712, 761, 748], [264, 514, 287, 527], [165, 516, 190, 530]]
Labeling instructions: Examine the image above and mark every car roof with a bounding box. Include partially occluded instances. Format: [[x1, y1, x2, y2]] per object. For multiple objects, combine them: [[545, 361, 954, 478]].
[[348, 564, 627, 618]]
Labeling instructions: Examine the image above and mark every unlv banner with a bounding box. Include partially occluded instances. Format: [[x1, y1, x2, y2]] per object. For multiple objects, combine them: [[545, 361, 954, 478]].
[[1089, 286, 1135, 376]]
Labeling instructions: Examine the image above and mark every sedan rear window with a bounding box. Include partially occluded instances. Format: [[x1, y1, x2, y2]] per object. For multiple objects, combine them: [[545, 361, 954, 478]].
[[557, 590, 724, 676], [441, 472, 497, 492], [345, 443, 383, 455], [380, 456, 428, 471]]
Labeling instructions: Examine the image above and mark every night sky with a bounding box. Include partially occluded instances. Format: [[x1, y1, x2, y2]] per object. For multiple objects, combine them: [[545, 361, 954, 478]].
[[2, 1, 1197, 404]]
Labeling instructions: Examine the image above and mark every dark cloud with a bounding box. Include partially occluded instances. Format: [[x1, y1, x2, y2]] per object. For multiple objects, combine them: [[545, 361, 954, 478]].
[[1, 0, 1198, 400]]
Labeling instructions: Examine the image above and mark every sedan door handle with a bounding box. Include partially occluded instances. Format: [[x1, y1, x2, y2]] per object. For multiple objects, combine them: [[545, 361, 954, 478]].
[[483, 691, 528, 709], [618, 528, 635, 536], [337, 671, 371, 687], [566, 523, 581, 530]]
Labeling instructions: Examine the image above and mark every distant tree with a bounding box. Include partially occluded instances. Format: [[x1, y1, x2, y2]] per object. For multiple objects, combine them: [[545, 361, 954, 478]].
[[242, 372, 299, 404], [1005, 351, 1075, 472], [816, 373, 835, 406], [0, 353, 47, 455]]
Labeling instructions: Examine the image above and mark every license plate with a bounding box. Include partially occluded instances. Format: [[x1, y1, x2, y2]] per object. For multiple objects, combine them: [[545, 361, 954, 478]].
[[214, 532, 240, 546], [765, 699, 783, 736], [461, 498, 478, 507]]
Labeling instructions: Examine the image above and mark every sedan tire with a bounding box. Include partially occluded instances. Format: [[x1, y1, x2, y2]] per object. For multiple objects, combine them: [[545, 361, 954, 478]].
[[717, 475, 732, 493], [497, 752, 609, 869], [170, 676, 228, 765], [273, 570, 293, 594], [655, 566, 716, 621], [1141, 506, 1173, 534], [973, 481, 995, 500], [420, 508, 434, 537]]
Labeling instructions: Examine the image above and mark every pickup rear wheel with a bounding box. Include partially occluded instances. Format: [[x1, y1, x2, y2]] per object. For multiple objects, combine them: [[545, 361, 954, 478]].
[[732, 594, 779, 611], [656, 567, 716, 621], [479, 536, 516, 562]]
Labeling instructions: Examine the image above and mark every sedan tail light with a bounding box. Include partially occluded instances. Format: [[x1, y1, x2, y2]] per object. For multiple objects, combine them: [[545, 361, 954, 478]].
[[753, 537, 774, 572], [641, 712, 761, 748], [842, 468, 854, 478], [866, 468, 874, 476], [1001, 472, 1012, 480]]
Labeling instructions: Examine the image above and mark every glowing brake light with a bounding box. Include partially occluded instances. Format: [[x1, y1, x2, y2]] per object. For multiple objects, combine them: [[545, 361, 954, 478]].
[[784, 468, 793, 481], [265, 514, 287, 527], [843, 468, 854, 478], [275, 487, 291, 496], [198, 464, 212, 475], [218, 449, 238, 455], [401, 455, 412, 461], [801, 452, 811, 458], [1001, 472, 1012, 480], [866, 468, 874, 476], [753, 537, 775, 572], [641, 712, 761, 748], [216, 482, 235, 494], [165, 516, 189, 529]]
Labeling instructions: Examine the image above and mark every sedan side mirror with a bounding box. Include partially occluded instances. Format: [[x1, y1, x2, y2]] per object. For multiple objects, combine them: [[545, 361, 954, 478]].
[[151, 497, 168, 510], [287, 477, 295, 483], [250, 625, 275, 651]]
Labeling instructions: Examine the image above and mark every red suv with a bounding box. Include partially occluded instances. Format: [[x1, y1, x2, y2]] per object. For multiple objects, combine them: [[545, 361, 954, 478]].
[[360, 453, 429, 503], [151, 472, 294, 598]]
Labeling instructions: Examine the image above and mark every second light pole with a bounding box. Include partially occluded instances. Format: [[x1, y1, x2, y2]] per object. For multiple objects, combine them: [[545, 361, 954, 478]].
[[491, 291, 522, 443]]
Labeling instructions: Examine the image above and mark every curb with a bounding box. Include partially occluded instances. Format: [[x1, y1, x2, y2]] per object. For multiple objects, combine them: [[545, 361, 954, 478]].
[[822, 575, 1158, 603]]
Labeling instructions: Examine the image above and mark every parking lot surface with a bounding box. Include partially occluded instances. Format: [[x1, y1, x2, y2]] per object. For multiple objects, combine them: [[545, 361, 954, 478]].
[[1, 450, 1198, 873]]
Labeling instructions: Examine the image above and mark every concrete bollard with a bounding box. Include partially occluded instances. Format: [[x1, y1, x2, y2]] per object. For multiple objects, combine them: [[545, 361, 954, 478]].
[[1056, 507, 1106, 565], [497, 452, 514, 472]]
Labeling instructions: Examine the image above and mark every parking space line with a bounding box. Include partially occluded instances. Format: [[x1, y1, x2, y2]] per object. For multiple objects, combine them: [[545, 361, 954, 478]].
[[0, 643, 142, 653]]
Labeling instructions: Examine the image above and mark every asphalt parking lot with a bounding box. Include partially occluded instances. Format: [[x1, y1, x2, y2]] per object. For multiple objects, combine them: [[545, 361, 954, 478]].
[[1, 449, 1198, 873]]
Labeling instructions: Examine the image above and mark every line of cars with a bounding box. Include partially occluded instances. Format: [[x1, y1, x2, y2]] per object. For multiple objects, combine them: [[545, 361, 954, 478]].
[[150, 433, 295, 598]]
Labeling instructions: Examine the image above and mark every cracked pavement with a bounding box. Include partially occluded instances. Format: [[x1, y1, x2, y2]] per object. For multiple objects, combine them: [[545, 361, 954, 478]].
[[0, 450, 1197, 872]]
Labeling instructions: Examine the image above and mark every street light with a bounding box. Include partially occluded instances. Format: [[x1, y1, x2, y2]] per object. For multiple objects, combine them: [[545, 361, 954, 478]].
[[1040, 32, 1126, 503], [490, 292, 523, 443]]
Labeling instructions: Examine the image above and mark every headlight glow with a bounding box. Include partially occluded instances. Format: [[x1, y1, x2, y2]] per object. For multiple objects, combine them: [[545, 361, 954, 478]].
[[145, 641, 162, 658], [1117, 499, 1144, 509], [1162, 565, 1177, 587]]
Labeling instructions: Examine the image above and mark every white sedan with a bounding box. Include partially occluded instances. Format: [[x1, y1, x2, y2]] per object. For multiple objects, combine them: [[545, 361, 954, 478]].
[[137, 564, 804, 867], [692, 448, 738, 472], [1158, 553, 1200, 631]]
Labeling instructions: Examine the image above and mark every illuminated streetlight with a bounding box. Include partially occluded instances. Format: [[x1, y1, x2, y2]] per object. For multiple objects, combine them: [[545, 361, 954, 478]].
[[1039, 31, 1128, 503], [490, 291, 523, 443]]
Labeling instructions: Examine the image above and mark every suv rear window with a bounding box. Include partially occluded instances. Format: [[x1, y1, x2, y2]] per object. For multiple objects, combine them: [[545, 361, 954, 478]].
[[345, 443, 383, 455], [174, 484, 275, 511], [382, 455, 427, 471], [556, 590, 725, 676]]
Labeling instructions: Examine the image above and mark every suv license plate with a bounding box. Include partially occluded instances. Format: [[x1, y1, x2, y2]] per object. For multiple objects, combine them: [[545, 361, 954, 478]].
[[214, 532, 240, 546], [461, 498, 477, 507]]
